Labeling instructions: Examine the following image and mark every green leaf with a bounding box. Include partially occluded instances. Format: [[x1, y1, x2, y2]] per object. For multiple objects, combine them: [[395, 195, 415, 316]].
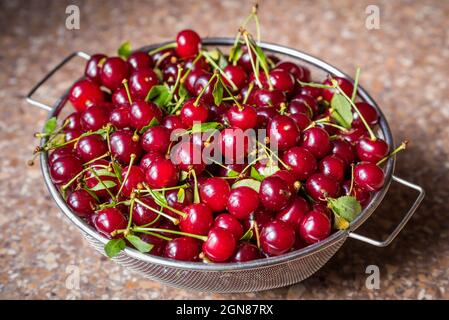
[[217, 49, 228, 69], [48, 133, 65, 148], [177, 188, 185, 203], [261, 164, 280, 177], [118, 41, 132, 59], [148, 189, 168, 206], [125, 234, 154, 253], [146, 85, 172, 108], [250, 167, 264, 181], [178, 84, 189, 99], [240, 228, 254, 241], [229, 43, 242, 65], [139, 117, 159, 134], [44, 117, 57, 135], [328, 195, 362, 223], [104, 238, 126, 258], [331, 94, 353, 129], [213, 79, 224, 106], [88, 179, 117, 191], [231, 178, 261, 192], [111, 162, 123, 183], [333, 213, 350, 230], [90, 168, 117, 178], [180, 170, 189, 181], [253, 45, 270, 75], [227, 170, 240, 178], [191, 122, 221, 134], [82, 187, 100, 202]]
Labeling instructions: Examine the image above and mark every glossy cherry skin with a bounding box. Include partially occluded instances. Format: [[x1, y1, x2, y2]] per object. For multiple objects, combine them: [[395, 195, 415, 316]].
[[84, 53, 107, 84], [243, 207, 274, 231], [64, 129, 83, 148], [139, 152, 163, 172], [93, 208, 127, 239], [84, 159, 118, 199], [80, 105, 109, 131], [214, 214, 244, 240], [112, 87, 130, 107], [290, 112, 311, 131], [50, 155, 83, 185], [231, 243, 261, 262], [271, 169, 300, 192], [193, 73, 217, 104], [185, 69, 207, 94], [260, 220, 296, 256], [75, 135, 108, 162], [127, 51, 153, 71], [322, 77, 354, 103], [268, 115, 300, 151], [48, 147, 73, 166], [290, 94, 318, 116], [227, 186, 260, 220], [341, 127, 367, 145], [301, 127, 331, 159], [129, 101, 162, 131], [151, 48, 177, 69], [237, 47, 256, 72], [68, 79, 105, 112], [180, 203, 213, 236], [276, 61, 311, 82], [260, 176, 293, 211], [276, 196, 310, 229], [319, 154, 346, 182], [226, 104, 258, 130], [176, 29, 201, 58], [356, 137, 389, 163], [299, 211, 331, 244], [223, 65, 248, 90], [342, 180, 372, 207], [172, 141, 205, 174], [64, 112, 82, 131], [139, 233, 166, 256], [180, 98, 209, 128], [203, 227, 237, 262], [110, 129, 142, 164], [200, 177, 231, 212], [219, 127, 250, 163], [297, 85, 322, 99], [141, 125, 170, 154], [331, 138, 355, 165], [305, 173, 341, 202], [253, 89, 286, 108], [129, 68, 158, 99], [269, 69, 295, 93], [132, 197, 159, 226], [100, 57, 130, 90], [109, 106, 131, 129], [312, 203, 332, 220], [164, 237, 200, 261], [255, 106, 278, 128], [353, 102, 379, 128], [145, 158, 179, 188], [164, 188, 193, 217], [354, 162, 385, 192], [282, 146, 317, 180], [67, 189, 98, 217], [162, 114, 185, 133], [120, 165, 145, 197]]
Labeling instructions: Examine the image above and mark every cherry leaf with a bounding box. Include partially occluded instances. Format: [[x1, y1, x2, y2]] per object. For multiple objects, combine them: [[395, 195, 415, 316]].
[[213, 79, 224, 106], [328, 195, 362, 223], [118, 41, 132, 59], [104, 238, 126, 258], [146, 85, 172, 108], [250, 167, 264, 182], [240, 228, 254, 241], [139, 117, 159, 134], [191, 122, 221, 134], [227, 170, 240, 178], [231, 178, 261, 192], [229, 42, 243, 65], [177, 188, 185, 203], [88, 180, 117, 191], [44, 117, 57, 135], [331, 93, 353, 129], [125, 234, 154, 253]]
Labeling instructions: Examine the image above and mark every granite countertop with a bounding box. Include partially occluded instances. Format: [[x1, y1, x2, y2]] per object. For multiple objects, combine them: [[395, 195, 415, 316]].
[[1, 0, 448, 299]]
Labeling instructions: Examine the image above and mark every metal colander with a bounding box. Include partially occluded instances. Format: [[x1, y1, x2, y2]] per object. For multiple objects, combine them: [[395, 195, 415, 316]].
[[27, 39, 425, 293]]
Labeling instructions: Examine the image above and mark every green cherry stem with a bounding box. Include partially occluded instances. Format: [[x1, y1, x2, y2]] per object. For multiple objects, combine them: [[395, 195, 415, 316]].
[[88, 168, 116, 200], [243, 82, 254, 104], [122, 79, 133, 104], [133, 198, 180, 225], [376, 140, 408, 166], [201, 51, 238, 91], [136, 229, 172, 241], [125, 197, 136, 235], [256, 140, 290, 170], [148, 42, 177, 56], [349, 163, 355, 195], [170, 65, 184, 95], [219, 76, 242, 108], [83, 151, 111, 167], [193, 72, 218, 106], [180, 52, 203, 84], [142, 184, 188, 219], [191, 169, 200, 204], [115, 153, 136, 198], [351, 67, 361, 102], [132, 227, 207, 242]]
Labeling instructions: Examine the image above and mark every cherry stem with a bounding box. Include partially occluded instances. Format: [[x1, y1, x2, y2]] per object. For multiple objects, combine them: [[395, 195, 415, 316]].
[[242, 32, 262, 89], [136, 229, 172, 241], [61, 167, 90, 191], [349, 163, 355, 195], [201, 51, 238, 91], [256, 140, 290, 170], [194, 72, 218, 106], [243, 82, 254, 104], [142, 184, 188, 219], [191, 169, 200, 204], [180, 52, 203, 84], [133, 198, 180, 225], [351, 67, 361, 102], [146, 184, 189, 192], [297, 80, 335, 89], [219, 76, 242, 108], [244, 32, 273, 90], [125, 198, 135, 234], [122, 79, 133, 104], [377, 140, 408, 166], [132, 227, 207, 242], [83, 151, 110, 166], [170, 65, 184, 96], [253, 220, 261, 249], [115, 154, 136, 198], [88, 167, 116, 200], [148, 42, 176, 56]]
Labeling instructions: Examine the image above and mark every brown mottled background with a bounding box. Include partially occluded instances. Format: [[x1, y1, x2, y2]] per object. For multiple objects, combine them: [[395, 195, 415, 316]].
[[0, 0, 448, 300]]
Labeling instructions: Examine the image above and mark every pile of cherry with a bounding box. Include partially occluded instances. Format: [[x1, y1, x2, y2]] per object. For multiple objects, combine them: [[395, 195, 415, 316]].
[[35, 26, 404, 263]]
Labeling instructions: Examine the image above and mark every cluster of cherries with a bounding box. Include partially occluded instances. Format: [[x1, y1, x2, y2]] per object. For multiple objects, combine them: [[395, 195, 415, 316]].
[[39, 26, 399, 264]]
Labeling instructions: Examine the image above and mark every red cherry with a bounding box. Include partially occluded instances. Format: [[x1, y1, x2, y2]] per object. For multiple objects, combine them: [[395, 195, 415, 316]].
[[297, 85, 322, 99], [110, 129, 142, 164], [64, 129, 83, 148], [226, 104, 258, 130], [268, 115, 300, 151], [141, 125, 170, 154], [237, 47, 256, 72], [64, 112, 82, 131], [214, 214, 244, 240], [253, 89, 286, 108], [176, 29, 201, 58], [93, 208, 127, 239], [319, 154, 346, 182], [180, 203, 213, 236], [48, 147, 73, 166], [276, 196, 310, 229], [354, 162, 385, 192], [84, 159, 118, 199], [299, 211, 331, 244], [100, 57, 130, 90], [50, 155, 83, 185], [243, 207, 274, 230], [276, 61, 311, 82], [129, 69, 158, 99], [185, 69, 207, 94], [259, 176, 293, 211], [271, 169, 299, 192], [200, 177, 231, 212], [84, 54, 107, 84], [67, 189, 98, 217], [162, 114, 185, 133], [227, 186, 260, 220], [180, 98, 209, 128], [80, 105, 110, 131], [139, 152, 163, 172], [139, 233, 166, 256], [223, 65, 248, 90], [129, 101, 162, 130], [109, 106, 131, 129], [311, 203, 332, 220], [112, 87, 131, 107], [341, 127, 367, 145], [132, 197, 159, 226], [342, 180, 372, 206], [75, 135, 108, 162], [353, 102, 379, 128], [120, 165, 145, 197], [193, 73, 217, 104], [69, 79, 105, 112], [356, 137, 389, 163], [260, 220, 295, 256], [255, 106, 278, 128], [164, 237, 200, 261], [305, 173, 341, 202], [185, 56, 210, 72], [145, 158, 179, 188], [231, 243, 261, 262], [203, 227, 236, 262], [164, 188, 193, 215], [322, 77, 354, 103], [219, 127, 251, 163], [269, 69, 295, 92], [331, 138, 355, 165], [290, 94, 318, 116], [172, 141, 205, 174], [127, 51, 153, 71], [282, 146, 317, 180], [290, 112, 311, 131], [151, 49, 177, 69], [301, 127, 331, 159]]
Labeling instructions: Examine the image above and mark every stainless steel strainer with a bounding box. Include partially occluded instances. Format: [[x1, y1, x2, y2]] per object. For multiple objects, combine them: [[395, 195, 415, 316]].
[[27, 38, 425, 293]]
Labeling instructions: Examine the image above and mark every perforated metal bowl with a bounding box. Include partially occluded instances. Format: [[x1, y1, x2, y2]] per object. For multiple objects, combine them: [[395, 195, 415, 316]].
[[27, 38, 425, 293]]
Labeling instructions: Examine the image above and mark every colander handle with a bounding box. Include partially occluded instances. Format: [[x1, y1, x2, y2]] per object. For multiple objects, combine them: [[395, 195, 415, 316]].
[[26, 51, 91, 111], [348, 175, 425, 247]]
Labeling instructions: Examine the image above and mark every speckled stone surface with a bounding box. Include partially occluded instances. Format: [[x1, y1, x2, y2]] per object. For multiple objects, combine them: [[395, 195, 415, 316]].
[[1, 0, 448, 300]]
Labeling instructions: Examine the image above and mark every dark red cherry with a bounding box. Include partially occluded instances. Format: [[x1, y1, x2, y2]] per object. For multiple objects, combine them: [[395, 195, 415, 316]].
[[200, 177, 231, 212], [176, 29, 201, 58], [120, 165, 145, 197], [322, 76, 354, 102], [127, 51, 153, 71], [331, 138, 355, 165], [305, 173, 341, 202], [226, 104, 258, 130], [132, 197, 159, 226], [129, 101, 162, 130], [269, 69, 295, 93], [203, 227, 236, 262], [84, 54, 107, 84], [48, 147, 73, 166], [172, 141, 205, 174], [93, 208, 127, 238], [282, 146, 317, 180], [165, 188, 193, 211], [185, 56, 210, 72], [64, 129, 83, 148], [290, 112, 311, 131], [69, 79, 105, 112], [100, 57, 130, 90], [255, 106, 278, 128], [162, 114, 185, 133], [50, 155, 83, 185], [80, 105, 109, 131], [151, 49, 177, 69], [223, 65, 248, 90], [214, 214, 243, 240], [260, 220, 295, 256], [164, 237, 200, 261], [193, 73, 217, 104], [139, 233, 166, 256], [354, 162, 385, 192], [129, 69, 158, 99], [297, 85, 321, 99], [271, 169, 300, 192], [112, 87, 130, 107], [75, 135, 108, 162], [356, 137, 389, 163], [231, 243, 261, 262], [161, 62, 180, 85], [227, 186, 259, 220], [353, 102, 379, 128], [141, 125, 170, 154], [64, 112, 82, 131], [301, 127, 331, 159], [84, 159, 118, 199], [268, 115, 300, 151], [253, 89, 286, 108], [109, 106, 131, 129], [180, 203, 213, 236], [319, 154, 346, 182], [290, 94, 318, 116], [341, 127, 367, 145], [110, 129, 142, 164], [237, 47, 256, 72], [219, 127, 250, 163], [342, 180, 372, 206], [67, 189, 98, 217], [185, 69, 207, 94], [139, 152, 163, 172], [276, 61, 311, 82], [260, 176, 293, 211], [276, 196, 310, 229], [145, 158, 179, 188], [243, 207, 274, 230], [312, 203, 332, 220], [299, 211, 331, 244], [180, 98, 209, 128]]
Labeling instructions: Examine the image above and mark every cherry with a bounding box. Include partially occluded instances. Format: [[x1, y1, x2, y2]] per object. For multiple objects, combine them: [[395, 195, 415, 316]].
[[139, 233, 166, 256], [139, 151, 163, 172], [151, 49, 177, 68], [331, 138, 355, 165], [301, 127, 331, 159], [200, 177, 230, 212], [226, 104, 258, 130], [243, 207, 274, 231], [176, 29, 201, 58], [253, 89, 286, 108], [112, 87, 131, 107], [214, 214, 243, 240], [162, 62, 180, 85], [322, 76, 354, 103], [84, 159, 118, 199], [100, 57, 130, 90], [269, 69, 295, 93], [67, 189, 98, 217], [164, 237, 200, 261], [172, 141, 205, 174], [64, 112, 82, 131], [231, 243, 261, 262], [193, 73, 217, 104], [268, 115, 300, 151], [185, 56, 210, 72], [227, 186, 259, 220], [203, 227, 236, 262], [260, 220, 295, 256], [289, 94, 318, 116], [353, 102, 379, 128], [180, 98, 209, 128], [109, 106, 131, 129], [276, 61, 311, 82], [354, 162, 385, 191], [50, 154, 83, 185], [127, 51, 153, 71], [297, 85, 321, 99], [80, 105, 110, 131], [48, 146, 73, 166], [129, 68, 158, 99], [255, 106, 278, 128], [64, 129, 83, 148], [110, 129, 142, 164], [341, 127, 367, 145], [237, 47, 256, 72], [141, 125, 170, 154], [132, 197, 159, 226], [68, 79, 105, 112], [305, 173, 341, 202], [219, 127, 250, 163], [276, 196, 310, 229], [311, 203, 332, 220], [299, 210, 331, 244], [356, 137, 389, 163], [271, 169, 300, 192], [290, 112, 311, 131], [223, 65, 248, 90], [93, 208, 127, 238], [162, 114, 185, 133], [282, 146, 317, 180], [165, 188, 193, 213], [120, 165, 145, 197], [180, 203, 213, 235], [319, 154, 346, 182], [342, 180, 372, 206], [84, 53, 107, 84], [260, 176, 293, 211], [75, 135, 108, 162], [145, 158, 179, 188], [185, 69, 207, 94], [130, 101, 162, 131]]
